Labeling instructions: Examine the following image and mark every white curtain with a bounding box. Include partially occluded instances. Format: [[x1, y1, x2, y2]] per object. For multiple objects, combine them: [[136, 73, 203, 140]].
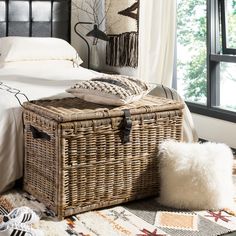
[[138, 0, 198, 142], [138, 0, 176, 87]]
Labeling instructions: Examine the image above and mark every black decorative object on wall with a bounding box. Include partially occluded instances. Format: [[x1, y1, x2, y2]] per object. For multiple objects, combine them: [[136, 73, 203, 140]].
[[118, 1, 139, 20], [105, 0, 139, 68], [74, 22, 108, 69]]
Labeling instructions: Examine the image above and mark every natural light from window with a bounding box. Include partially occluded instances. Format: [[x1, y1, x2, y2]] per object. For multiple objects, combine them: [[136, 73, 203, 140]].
[[219, 62, 236, 111], [225, 0, 236, 49], [220, 0, 236, 112], [177, 0, 236, 113], [176, 0, 207, 105]]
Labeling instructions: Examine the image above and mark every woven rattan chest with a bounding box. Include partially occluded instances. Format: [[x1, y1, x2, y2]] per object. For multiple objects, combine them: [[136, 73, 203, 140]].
[[23, 95, 184, 219]]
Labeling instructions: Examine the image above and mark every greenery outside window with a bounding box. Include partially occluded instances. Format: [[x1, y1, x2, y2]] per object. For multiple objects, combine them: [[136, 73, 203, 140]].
[[176, 0, 236, 122], [221, 0, 236, 54]]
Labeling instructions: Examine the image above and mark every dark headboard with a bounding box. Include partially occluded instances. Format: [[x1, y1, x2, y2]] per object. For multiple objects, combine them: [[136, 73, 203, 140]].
[[0, 0, 71, 42]]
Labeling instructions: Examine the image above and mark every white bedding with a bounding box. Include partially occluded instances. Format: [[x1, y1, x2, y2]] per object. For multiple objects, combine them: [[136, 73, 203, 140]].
[[0, 66, 198, 193], [0, 66, 100, 192]]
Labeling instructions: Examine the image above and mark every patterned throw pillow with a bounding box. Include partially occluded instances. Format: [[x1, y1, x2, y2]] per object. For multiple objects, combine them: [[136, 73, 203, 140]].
[[66, 75, 149, 106]]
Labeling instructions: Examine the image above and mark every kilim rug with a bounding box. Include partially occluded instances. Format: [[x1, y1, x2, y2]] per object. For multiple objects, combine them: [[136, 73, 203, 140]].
[[1, 189, 236, 236]]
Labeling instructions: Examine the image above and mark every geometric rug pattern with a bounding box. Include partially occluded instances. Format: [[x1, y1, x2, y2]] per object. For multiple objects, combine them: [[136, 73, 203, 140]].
[[1, 189, 236, 235]]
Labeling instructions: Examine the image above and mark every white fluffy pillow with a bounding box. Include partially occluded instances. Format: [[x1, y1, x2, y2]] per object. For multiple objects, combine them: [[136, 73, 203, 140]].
[[158, 140, 235, 210], [66, 75, 150, 106], [0, 37, 82, 66]]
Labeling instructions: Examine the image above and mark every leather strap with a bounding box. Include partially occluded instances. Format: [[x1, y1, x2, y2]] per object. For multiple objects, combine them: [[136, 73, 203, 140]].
[[123, 109, 132, 144]]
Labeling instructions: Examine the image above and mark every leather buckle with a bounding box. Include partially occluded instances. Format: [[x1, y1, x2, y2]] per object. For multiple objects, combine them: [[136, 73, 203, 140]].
[[123, 109, 132, 143]]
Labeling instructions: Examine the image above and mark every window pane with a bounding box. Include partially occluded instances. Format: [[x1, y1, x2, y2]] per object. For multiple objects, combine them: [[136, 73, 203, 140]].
[[216, 62, 236, 112], [224, 0, 236, 49], [177, 0, 207, 104]]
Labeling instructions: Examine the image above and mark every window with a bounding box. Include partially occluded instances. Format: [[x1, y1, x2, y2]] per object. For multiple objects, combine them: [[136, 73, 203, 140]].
[[221, 0, 236, 54], [176, 0, 236, 122]]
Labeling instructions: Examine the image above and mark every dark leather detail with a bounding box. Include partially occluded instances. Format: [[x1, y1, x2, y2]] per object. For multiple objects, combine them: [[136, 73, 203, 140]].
[[123, 109, 132, 144], [0, 0, 71, 42]]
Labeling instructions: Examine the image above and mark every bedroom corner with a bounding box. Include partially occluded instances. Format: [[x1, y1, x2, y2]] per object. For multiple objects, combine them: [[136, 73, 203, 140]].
[[0, 0, 235, 235]]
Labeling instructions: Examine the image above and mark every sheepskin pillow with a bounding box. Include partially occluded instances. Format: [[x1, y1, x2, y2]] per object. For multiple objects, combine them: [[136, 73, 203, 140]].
[[66, 75, 149, 106], [158, 140, 235, 210]]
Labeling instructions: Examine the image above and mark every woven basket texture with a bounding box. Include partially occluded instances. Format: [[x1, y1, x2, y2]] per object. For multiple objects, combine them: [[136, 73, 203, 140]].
[[23, 95, 184, 219]]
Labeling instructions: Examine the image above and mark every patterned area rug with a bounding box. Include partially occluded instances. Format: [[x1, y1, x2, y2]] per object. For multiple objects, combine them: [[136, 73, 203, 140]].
[[1, 189, 236, 236]]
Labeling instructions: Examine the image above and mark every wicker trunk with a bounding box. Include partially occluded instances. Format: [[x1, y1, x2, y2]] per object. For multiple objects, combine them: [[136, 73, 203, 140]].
[[23, 95, 184, 219]]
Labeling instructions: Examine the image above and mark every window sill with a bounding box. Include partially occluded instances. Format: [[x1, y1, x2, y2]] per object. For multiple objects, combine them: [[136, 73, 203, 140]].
[[210, 54, 236, 63], [186, 102, 236, 123]]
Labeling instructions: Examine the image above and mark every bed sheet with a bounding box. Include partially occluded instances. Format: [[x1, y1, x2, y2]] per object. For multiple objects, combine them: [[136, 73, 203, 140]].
[[0, 66, 100, 193]]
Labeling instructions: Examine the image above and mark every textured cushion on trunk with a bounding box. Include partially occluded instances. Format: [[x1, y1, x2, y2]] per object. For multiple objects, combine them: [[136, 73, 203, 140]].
[[66, 75, 149, 106]]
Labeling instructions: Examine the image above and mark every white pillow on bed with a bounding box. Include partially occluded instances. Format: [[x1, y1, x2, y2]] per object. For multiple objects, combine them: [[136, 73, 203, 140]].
[[0, 60, 78, 69], [0, 37, 83, 66]]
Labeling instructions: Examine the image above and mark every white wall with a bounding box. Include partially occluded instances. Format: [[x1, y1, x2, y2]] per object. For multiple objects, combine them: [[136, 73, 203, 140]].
[[192, 114, 236, 149], [71, 2, 91, 68]]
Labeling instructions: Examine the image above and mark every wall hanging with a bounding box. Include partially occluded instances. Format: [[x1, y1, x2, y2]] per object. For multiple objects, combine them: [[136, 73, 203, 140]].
[[105, 0, 139, 68]]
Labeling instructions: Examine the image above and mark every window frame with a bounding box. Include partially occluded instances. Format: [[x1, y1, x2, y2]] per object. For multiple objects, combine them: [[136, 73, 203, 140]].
[[182, 0, 236, 123], [221, 0, 236, 54]]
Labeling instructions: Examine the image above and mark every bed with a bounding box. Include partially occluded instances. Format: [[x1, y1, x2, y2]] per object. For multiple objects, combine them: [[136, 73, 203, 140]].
[[0, 0, 88, 192], [0, 0, 198, 194]]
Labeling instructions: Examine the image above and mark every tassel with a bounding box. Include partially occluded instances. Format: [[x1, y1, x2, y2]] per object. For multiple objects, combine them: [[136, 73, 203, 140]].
[[106, 32, 138, 68]]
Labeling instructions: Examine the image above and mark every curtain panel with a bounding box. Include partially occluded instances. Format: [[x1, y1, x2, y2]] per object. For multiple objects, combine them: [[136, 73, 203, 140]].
[[138, 0, 176, 87], [138, 0, 198, 142]]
